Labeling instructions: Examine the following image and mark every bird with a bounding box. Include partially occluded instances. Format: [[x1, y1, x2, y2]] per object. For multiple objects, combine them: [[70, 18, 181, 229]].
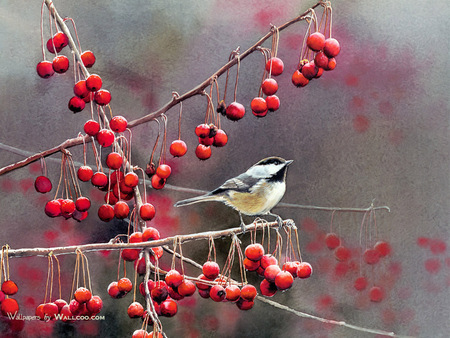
[[174, 156, 293, 232]]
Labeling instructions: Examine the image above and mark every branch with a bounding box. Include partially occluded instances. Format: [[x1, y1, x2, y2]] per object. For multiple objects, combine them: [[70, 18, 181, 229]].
[[0, 1, 323, 176]]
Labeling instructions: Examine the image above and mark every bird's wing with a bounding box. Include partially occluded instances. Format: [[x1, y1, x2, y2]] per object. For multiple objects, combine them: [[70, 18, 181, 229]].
[[211, 172, 259, 195]]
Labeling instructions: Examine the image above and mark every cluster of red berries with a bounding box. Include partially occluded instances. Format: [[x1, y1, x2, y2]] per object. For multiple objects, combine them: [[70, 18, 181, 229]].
[[120, 227, 162, 263], [243, 243, 312, 296], [292, 33, 340, 87], [193, 123, 228, 160], [250, 57, 284, 117], [69, 73, 111, 113], [0, 280, 19, 317]]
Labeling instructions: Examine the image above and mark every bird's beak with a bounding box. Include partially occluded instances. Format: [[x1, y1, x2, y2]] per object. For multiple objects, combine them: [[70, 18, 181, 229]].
[[285, 160, 293, 166]]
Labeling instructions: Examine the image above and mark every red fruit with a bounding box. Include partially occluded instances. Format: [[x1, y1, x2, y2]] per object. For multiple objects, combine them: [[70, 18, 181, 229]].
[[68, 96, 86, 113], [86, 295, 103, 314], [123, 172, 139, 188], [334, 246, 351, 261], [52, 55, 69, 73], [151, 282, 168, 304], [45, 199, 62, 217], [323, 38, 340, 57], [140, 203, 156, 221], [325, 57, 336, 71], [297, 262, 313, 279], [134, 257, 146, 275], [369, 286, 384, 302], [196, 274, 213, 291], [195, 144, 212, 160], [251, 97, 268, 117], [0, 290, 4, 303], [114, 201, 130, 219], [275, 271, 294, 290], [94, 89, 111, 106], [354, 276, 368, 291], [86, 74, 102, 92], [107, 281, 126, 299], [282, 261, 300, 278], [110, 115, 128, 133], [307, 32, 326, 51], [142, 226, 160, 241], [81, 50, 96, 68], [260, 279, 277, 297], [165, 270, 183, 288], [77, 166, 93, 182], [122, 249, 141, 261], [178, 280, 196, 297], [202, 261, 220, 280], [301, 61, 318, 80], [72, 209, 88, 222], [261, 78, 278, 96], [266, 95, 280, 112], [59, 304, 74, 322], [151, 174, 166, 189], [224, 285, 240, 302], [260, 255, 278, 269], [36, 60, 55, 78], [1, 280, 18, 295], [244, 258, 260, 271], [91, 171, 108, 187], [98, 204, 114, 221], [325, 233, 341, 250], [151, 247, 164, 261], [53, 299, 67, 312], [374, 241, 391, 257], [117, 180, 134, 195], [74, 287, 92, 303], [291, 70, 309, 87], [133, 330, 150, 338], [240, 284, 257, 301], [75, 196, 91, 212], [363, 248, 380, 265], [195, 123, 211, 138], [225, 102, 245, 121], [128, 301, 145, 318], [210, 285, 226, 302], [160, 299, 178, 317], [315, 67, 324, 78], [245, 243, 265, 261], [35, 303, 45, 320], [199, 136, 214, 146], [314, 51, 329, 69], [84, 119, 100, 136], [106, 152, 123, 170], [265, 57, 284, 76], [48, 32, 68, 51], [34, 176, 52, 193], [43, 302, 59, 319], [156, 164, 172, 179], [236, 298, 254, 310], [1, 298, 19, 316], [96, 129, 115, 147], [264, 265, 281, 283], [169, 140, 188, 157], [83, 92, 92, 103], [213, 129, 228, 147], [198, 288, 211, 298], [46, 37, 62, 54], [60, 199, 75, 216], [117, 277, 133, 293]]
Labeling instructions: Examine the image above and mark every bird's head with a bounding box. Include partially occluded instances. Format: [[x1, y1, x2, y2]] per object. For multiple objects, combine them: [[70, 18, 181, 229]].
[[247, 156, 293, 181]]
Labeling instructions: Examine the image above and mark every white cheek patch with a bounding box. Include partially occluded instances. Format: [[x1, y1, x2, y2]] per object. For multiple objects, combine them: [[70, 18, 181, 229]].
[[247, 163, 281, 178]]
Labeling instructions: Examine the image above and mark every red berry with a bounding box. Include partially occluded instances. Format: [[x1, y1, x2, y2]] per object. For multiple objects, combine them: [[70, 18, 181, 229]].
[[46, 37, 62, 54], [81, 50, 96, 68], [86, 74, 102, 91], [369, 286, 384, 302], [261, 78, 278, 96], [374, 241, 391, 257], [195, 144, 212, 160], [1, 298, 19, 316], [114, 201, 130, 219], [265, 57, 284, 76], [202, 261, 220, 280], [140, 203, 156, 221], [307, 32, 326, 51], [314, 51, 329, 69], [165, 270, 183, 288], [301, 61, 318, 80], [213, 129, 228, 147], [74, 287, 92, 303], [169, 140, 188, 157], [291, 70, 309, 87], [123, 172, 139, 188], [53, 299, 67, 312], [195, 123, 211, 138], [134, 258, 146, 275], [260, 279, 277, 297], [75, 196, 91, 212], [49, 32, 68, 52], [129, 232, 143, 243], [196, 274, 213, 291], [121, 248, 141, 261], [199, 136, 214, 146], [209, 285, 226, 302], [325, 57, 336, 71], [251, 97, 268, 117], [156, 164, 172, 179], [52, 55, 69, 73], [142, 226, 160, 241], [297, 262, 313, 279], [36, 61, 55, 78], [94, 89, 111, 106], [244, 258, 260, 271], [1, 280, 18, 295], [260, 255, 278, 269], [275, 270, 294, 290], [96, 128, 115, 147], [86, 295, 103, 315], [133, 330, 150, 338], [323, 38, 340, 57], [334, 246, 351, 261], [34, 176, 52, 193], [225, 102, 245, 121], [151, 282, 169, 304], [354, 276, 368, 291], [77, 166, 93, 182], [151, 174, 166, 189], [363, 248, 380, 265], [128, 301, 145, 318], [107, 281, 126, 299], [84, 119, 100, 136], [325, 232, 341, 250], [236, 298, 254, 310], [225, 285, 241, 302], [68, 96, 86, 113], [245, 243, 265, 261], [106, 152, 123, 170], [117, 277, 133, 293], [160, 298, 178, 317], [98, 204, 114, 221], [178, 280, 196, 297], [43, 302, 59, 319], [282, 261, 300, 278], [264, 264, 281, 283], [240, 284, 257, 301], [45, 199, 62, 217], [60, 198, 76, 218], [69, 299, 84, 315], [110, 115, 128, 133], [315, 67, 324, 78], [91, 171, 108, 188], [198, 288, 211, 299], [266, 95, 280, 112]]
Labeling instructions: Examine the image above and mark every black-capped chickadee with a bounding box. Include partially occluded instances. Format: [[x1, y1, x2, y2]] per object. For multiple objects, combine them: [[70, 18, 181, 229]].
[[174, 156, 293, 231]]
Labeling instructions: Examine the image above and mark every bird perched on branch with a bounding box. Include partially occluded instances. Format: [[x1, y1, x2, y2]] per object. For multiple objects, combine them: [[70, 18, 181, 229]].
[[174, 156, 293, 232]]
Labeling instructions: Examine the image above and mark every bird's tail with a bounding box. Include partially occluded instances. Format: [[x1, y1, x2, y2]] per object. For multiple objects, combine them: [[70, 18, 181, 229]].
[[173, 194, 222, 207]]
